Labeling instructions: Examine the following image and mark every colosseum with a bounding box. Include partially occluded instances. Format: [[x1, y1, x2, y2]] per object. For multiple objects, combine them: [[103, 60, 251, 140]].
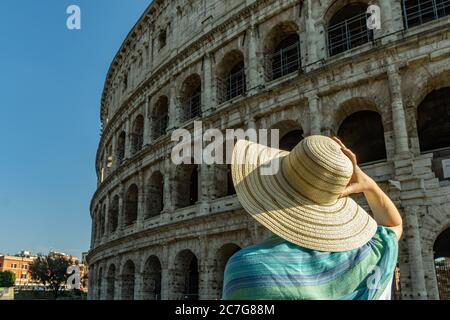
[[87, 0, 450, 300]]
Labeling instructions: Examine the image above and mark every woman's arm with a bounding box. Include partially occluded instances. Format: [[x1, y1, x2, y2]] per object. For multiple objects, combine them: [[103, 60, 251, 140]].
[[332, 137, 403, 240]]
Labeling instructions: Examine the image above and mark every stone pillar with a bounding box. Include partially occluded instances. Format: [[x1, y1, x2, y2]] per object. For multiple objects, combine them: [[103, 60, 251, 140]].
[[203, 53, 214, 114], [143, 95, 152, 146], [117, 184, 126, 233], [90, 213, 96, 249], [404, 206, 428, 299], [161, 158, 174, 222], [198, 248, 209, 300], [134, 271, 143, 300], [304, 0, 318, 68], [307, 93, 321, 135], [88, 264, 95, 300], [124, 118, 132, 159], [103, 194, 110, 242], [111, 133, 118, 170], [160, 244, 170, 300], [247, 24, 261, 93], [137, 171, 146, 228], [315, 20, 328, 61], [168, 79, 179, 131], [387, 64, 409, 155]]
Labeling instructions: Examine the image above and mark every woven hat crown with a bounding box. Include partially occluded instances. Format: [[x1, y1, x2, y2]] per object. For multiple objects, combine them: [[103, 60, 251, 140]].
[[281, 135, 353, 205]]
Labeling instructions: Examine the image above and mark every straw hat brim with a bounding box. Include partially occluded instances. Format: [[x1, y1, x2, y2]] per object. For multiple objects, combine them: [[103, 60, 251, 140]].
[[231, 139, 377, 252]]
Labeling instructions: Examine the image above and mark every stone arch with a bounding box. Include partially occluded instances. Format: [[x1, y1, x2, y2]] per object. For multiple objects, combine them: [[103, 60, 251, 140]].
[[131, 114, 144, 155], [124, 184, 138, 226], [142, 255, 162, 300], [263, 21, 301, 81], [270, 119, 305, 151], [108, 195, 119, 233], [419, 204, 450, 300], [416, 87, 450, 153], [174, 164, 199, 209], [146, 171, 164, 218], [121, 260, 136, 300], [172, 249, 199, 300], [106, 264, 116, 300], [213, 243, 241, 299], [337, 110, 387, 164], [152, 96, 169, 139], [433, 227, 450, 299], [180, 74, 202, 122], [325, 1, 372, 56], [216, 50, 246, 103]]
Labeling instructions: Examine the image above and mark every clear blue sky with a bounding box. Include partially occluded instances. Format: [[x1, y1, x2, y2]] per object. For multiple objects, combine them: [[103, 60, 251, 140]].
[[0, 0, 151, 258]]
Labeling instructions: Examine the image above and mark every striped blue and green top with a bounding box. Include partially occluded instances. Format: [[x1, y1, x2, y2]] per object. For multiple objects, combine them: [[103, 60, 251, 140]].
[[222, 226, 398, 300]]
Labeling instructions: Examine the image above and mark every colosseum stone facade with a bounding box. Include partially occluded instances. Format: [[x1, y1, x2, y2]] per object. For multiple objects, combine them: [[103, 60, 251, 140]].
[[87, 0, 450, 300]]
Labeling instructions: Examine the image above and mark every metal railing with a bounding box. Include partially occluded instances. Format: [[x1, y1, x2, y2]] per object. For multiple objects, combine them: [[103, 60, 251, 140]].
[[265, 41, 301, 81], [131, 134, 143, 155], [435, 258, 450, 300], [403, 0, 450, 29], [217, 68, 247, 104], [327, 11, 373, 56], [180, 91, 202, 123], [152, 113, 169, 139]]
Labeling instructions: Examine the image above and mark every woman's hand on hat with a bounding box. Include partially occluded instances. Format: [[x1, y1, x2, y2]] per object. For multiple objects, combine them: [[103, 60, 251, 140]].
[[332, 137, 376, 198]]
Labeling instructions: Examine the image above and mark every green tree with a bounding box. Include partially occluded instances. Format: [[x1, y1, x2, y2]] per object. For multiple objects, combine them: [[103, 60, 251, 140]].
[[0, 271, 16, 287], [29, 253, 71, 299]]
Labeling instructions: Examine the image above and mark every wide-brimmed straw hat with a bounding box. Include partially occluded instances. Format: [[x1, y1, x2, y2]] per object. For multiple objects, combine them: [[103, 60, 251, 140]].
[[231, 135, 377, 252]]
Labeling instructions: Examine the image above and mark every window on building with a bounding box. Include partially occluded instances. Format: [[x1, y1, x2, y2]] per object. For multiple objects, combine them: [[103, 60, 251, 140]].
[[403, 0, 450, 29], [216, 50, 246, 104], [21, 273, 27, 279], [337, 111, 387, 164], [22, 264, 27, 269], [327, 3, 373, 56], [264, 22, 301, 81], [152, 96, 169, 139], [180, 74, 202, 123], [159, 29, 167, 49]]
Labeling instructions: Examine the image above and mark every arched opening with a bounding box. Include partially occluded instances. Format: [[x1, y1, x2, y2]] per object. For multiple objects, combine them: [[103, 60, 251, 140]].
[[124, 184, 138, 226], [147, 171, 164, 218], [279, 129, 304, 151], [159, 29, 167, 49], [337, 111, 387, 164], [152, 96, 169, 139], [173, 250, 199, 300], [214, 243, 241, 299], [117, 131, 126, 163], [131, 115, 144, 155], [181, 74, 202, 122], [142, 255, 162, 300], [327, 2, 372, 56], [217, 50, 246, 104], [174, 164, 199, 208], [108, 195, 119, 233], [97, 267, 103, 300], [264, 22, 301, 81], [99, 204, 106, 238], [417, 87, 450, 181], [403, 0, 450, 29], [106, 264, 116, 300], [121, 260, 135, 300], [433, 227, 450, 300]]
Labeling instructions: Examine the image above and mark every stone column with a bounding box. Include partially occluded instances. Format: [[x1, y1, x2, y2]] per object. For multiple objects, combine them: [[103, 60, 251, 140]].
[[143, 95, 152, 146], [168, 79, 179, 131], [103, 194, 110, 242], [315, 20, 328, 61], [307, 93, 321, 135], [203, 53, 214, 114], [124, 118, 132, 159], [247, 24, 261, 93], [387, 64, 409, 155], [160, 244, 170, 300], [117, 184, 126, 234], [304, 0, 318, 68], [90, 213, 96, 249], [137, 171, 146, 228], [134, 271, 143, 300], [404, 206, 428, 299], [161, 158, 174, 222], [198, 239, 210, 300], [111, 132, 118, 170]]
